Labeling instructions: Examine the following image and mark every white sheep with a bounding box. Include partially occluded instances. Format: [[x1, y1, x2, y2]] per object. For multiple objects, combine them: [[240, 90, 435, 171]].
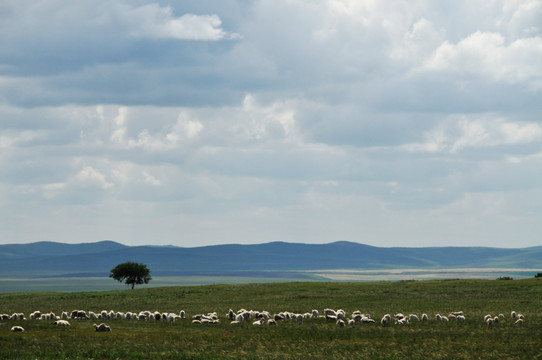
[[337, 319, 345, 327], [409, 314, 419, 321], [381, 314, 391, 327], [94, 323, 111, 332], [89, 312, 98, 320], [312, 309, 319, 318], [267, 319, 277, 326], [53, 320, 71, 326], [514, 318, 524, 325], [11, 326, 24, 332], [348, 319, 356, 327], [486, 318, 494, 329], [421, 313, 428, 321], [352, 314, 363, 323], [180, 310, 186, 319]]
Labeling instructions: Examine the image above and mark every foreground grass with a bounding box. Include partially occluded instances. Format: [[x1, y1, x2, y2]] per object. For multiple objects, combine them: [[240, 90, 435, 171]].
[[1, 279, 541, 359]]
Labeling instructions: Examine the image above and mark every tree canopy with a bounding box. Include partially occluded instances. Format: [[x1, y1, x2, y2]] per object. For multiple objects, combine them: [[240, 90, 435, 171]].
[[109, 261, 152, 289]]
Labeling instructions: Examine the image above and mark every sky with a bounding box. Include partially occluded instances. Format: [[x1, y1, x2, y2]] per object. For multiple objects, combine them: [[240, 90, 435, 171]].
[[1, 0, 541, 248]]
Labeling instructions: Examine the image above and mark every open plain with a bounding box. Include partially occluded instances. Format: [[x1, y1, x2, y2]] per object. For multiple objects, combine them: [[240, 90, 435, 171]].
[[1, 279, 541, 359]]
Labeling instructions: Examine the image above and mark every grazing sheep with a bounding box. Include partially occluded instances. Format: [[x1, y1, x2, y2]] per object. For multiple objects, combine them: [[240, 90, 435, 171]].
[[514, 318, 524, 325], [498, 314, 504, 320], [395, 317, 408, 325], [381, 314, 391, 327], [242, 311, 251, 322], [362, 316, 375, 324], [352, 314, 363, 323], [511, 311, 517, 320], [252, 318, 265, 326], [337, 319, 345, 327], [409, 314, 419, 321], [94, 323, 111, 332], [421, 313, 428, 321], [53, 320, 71, 326], [11, 326, 24, 332], [312, 309, 319, 319], [348, 319, 356, 327], [295, 314, 303, 325], [451, 311, 463, 317], [324, 309, 337, 317], [261, 311, 271, 319], [456, 315, 466, 321], [227, 309, 235, 321], [325, 314, 338, 322], [268, 319, 277, 326], [235, 313, 245, 323], [484, 314, 493, 322], [486, 318, 494, 329], [435, 314, 442, 321]]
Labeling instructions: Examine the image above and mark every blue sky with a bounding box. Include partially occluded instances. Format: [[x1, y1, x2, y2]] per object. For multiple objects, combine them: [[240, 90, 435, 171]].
[[1, 0, 541, 247]]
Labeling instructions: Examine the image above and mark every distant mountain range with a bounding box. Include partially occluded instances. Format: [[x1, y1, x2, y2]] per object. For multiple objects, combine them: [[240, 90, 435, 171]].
[[1, 240, 541, 279]]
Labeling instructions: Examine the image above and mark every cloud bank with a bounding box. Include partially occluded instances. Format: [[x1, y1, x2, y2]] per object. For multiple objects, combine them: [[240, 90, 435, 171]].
[[1, 0, 541, 247]]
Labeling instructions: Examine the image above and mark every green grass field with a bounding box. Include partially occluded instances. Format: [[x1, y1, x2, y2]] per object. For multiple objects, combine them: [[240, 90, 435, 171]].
[[1, 279, 541, 359]]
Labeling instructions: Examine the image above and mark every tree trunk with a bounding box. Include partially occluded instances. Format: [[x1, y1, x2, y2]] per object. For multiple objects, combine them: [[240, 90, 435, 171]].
[[131, 283, 134, 290]]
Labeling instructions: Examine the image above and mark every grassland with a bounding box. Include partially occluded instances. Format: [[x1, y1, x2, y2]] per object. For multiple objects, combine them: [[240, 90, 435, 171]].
[[1, 279, 541, 359]]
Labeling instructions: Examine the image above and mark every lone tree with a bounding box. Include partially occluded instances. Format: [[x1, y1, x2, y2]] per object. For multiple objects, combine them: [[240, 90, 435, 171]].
[[109, 261, 152, 289]]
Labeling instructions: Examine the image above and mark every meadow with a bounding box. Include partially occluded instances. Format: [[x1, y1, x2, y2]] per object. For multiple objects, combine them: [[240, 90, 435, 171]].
[[1, 279, 541, 359]]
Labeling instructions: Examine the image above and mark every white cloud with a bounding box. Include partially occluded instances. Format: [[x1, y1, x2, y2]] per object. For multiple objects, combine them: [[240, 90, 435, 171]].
[[405, 115, 542, 154], [424, 31, 542, 87], [73, 166, 114, 190], [142, 171, 161, 187], [126, 4, 240, 41]]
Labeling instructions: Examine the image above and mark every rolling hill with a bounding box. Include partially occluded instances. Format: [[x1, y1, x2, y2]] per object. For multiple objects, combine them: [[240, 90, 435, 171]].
[[0, 240, 541, 278]]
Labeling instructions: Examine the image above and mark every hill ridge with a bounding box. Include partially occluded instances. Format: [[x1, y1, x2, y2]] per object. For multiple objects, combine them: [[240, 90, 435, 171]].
[[0, 240, 540, 278]]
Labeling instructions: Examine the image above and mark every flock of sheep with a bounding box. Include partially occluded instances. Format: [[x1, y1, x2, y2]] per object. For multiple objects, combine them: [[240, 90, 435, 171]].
[[3, 308, 526, 332]]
